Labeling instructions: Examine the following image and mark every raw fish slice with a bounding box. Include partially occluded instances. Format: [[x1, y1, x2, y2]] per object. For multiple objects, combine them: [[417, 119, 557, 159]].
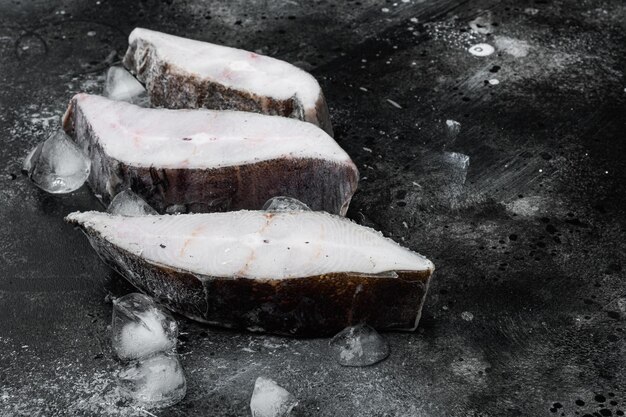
[[62, 94, 358, 215], [123, 28, 334, 136], [66, 210, 434, 337]]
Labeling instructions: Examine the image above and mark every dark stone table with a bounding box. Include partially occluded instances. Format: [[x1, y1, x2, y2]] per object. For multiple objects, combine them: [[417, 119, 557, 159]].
[[1, 0, 625, 415]]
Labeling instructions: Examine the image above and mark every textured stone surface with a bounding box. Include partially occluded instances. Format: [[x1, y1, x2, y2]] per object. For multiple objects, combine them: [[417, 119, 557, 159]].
[[1, 0, 626, 416]]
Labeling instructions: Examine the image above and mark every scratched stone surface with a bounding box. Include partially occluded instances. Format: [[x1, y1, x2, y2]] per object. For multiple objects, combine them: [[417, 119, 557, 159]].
[[1, 0, 626, 416]]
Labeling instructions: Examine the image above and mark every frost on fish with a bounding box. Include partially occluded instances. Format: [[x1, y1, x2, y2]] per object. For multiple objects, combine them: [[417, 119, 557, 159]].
[[23, 130, 90, 194], [250, 377, 298, 417], [108, 190, 158, 216], [329, 323, 389, 367], [123, 28, 334, 136], [62, 94, 358, 215], [66, 210, 434, 337], [118, 353, 186, 408], [111, 293, 178, 361]]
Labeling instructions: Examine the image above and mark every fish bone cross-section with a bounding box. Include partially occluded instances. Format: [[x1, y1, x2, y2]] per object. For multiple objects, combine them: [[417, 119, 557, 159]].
[[62, 94, 358, 215], [123, 28, 334, 136], [66, 210, 434, 337]]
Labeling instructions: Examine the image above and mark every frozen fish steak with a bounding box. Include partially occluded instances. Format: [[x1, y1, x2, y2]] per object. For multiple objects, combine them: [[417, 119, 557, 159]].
[[123, 28, 334, 136], [62, 94, 358, 215], [66, 210, 434, 337]]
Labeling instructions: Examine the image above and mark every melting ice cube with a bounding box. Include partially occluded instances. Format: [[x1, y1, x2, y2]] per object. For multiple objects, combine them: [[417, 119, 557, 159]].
[[262, 196, 311, 212], [104, 66, 149, 106], [250, 377, 298, 417], [108, 190, 158, 216], [118, 353, 187, 408], [111, 293, 178, 361], [23, 130, 90, 194], [329, 323, 389, 367]]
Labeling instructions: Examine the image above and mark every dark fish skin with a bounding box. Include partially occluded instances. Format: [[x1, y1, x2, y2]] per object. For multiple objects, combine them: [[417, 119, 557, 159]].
[[123, 38, 334, 137], [62, 97, 358, 215], [68, 218, 433, 337]]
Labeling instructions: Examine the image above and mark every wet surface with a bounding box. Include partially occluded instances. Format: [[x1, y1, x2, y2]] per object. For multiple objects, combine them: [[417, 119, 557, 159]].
[[1, 0, 626, 415]]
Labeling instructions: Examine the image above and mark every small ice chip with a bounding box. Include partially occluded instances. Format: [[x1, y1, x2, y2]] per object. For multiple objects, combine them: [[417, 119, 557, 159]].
[[329, 323, 390, 367], [104, 66, 149, 106], [262, 196, 311, 212], [488, 79, 500, 85], [446, 119, 461, 136], [461, 311, 474, 321], [108, 190, 158, 216], [468, 43, 495, 57], [118, 353, 186, 408], [250, 377, 298, 417], [111, 293, 178, 361], [24, 130, 90, 194]]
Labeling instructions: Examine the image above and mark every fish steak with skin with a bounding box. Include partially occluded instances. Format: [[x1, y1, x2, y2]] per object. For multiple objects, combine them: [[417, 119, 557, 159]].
[[123, 28, 334, 136], [66, 210, 434, 337], [62, 94, 358, 215]]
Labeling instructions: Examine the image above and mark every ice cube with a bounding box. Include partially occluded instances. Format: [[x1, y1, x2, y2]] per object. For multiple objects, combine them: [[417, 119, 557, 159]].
[[329, 323, 389, 367], [262, 196, 311, 212], [111, 293, 178, 361], [24, 130, 90, 193], [118, 353, 186, 408], [108, 190, 158, 216], [250, 377, 298, 417], [104, 66, 149, 106]]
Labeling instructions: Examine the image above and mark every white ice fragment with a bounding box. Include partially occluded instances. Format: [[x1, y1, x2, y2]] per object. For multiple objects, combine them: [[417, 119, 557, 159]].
[[118, 353, 186, 408], [468, 43, 495, 57], [250, 377, 298, 417], [24, 130, 90, 193], [329, 323, 389, 367], [111, 293, 178, 361], [104, 66, 149, 106], [488, 79, 500, 85], [108, 190, 158, 216], [262, 196, 311, 212], [461, 311, 474, 321], [446, 119, 461, 136]]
